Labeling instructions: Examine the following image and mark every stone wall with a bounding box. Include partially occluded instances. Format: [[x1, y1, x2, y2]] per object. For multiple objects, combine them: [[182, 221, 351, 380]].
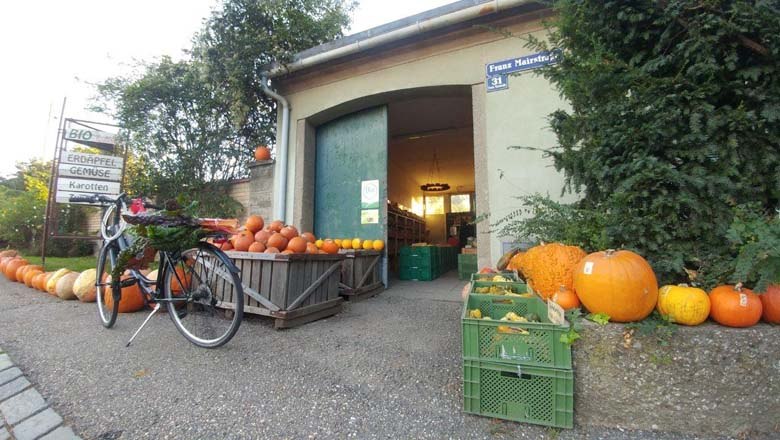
[[574, 321, 780, 437]]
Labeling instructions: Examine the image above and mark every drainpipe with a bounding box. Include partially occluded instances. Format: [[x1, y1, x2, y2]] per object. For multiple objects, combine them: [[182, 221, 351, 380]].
[[260, 76, 290, 223]]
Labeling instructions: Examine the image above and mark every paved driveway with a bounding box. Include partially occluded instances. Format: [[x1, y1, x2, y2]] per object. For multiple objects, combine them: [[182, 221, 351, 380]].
[[0, 274, 720, 439]]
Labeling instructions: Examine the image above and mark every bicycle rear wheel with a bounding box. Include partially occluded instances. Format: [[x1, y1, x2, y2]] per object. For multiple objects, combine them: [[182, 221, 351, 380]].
[[164, 242, 244, 348], [96, 243, 120, 328]]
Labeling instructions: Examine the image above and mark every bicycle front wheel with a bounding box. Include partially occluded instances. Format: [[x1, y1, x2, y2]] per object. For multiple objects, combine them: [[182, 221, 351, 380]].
[[164, 242, 244, 348], [95, 243, 120, 328]]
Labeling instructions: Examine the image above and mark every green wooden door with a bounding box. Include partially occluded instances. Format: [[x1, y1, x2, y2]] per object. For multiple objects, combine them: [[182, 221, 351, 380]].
[[315, 106, 388, 284]]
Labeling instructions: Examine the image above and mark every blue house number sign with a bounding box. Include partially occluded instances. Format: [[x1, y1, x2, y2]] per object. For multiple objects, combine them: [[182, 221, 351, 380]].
[[486, 50, 560, 92]]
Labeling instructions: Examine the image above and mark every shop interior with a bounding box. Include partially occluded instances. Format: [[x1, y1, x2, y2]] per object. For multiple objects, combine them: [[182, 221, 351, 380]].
[[386, 94, 476, 274]]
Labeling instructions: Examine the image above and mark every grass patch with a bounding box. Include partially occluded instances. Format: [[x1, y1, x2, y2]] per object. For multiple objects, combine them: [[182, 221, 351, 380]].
[[22, 254, 97, 272]]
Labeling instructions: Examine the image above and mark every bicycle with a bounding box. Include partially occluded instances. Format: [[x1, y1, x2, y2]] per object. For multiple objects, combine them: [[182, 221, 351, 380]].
[[69, 193, 244, 348]]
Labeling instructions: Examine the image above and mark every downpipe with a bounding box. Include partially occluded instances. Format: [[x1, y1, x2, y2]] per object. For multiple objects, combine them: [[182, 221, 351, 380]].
[[260, 76, 290, 223]]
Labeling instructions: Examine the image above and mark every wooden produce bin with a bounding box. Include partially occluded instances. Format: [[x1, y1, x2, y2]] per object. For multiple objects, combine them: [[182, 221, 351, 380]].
[[216, 251, 345, 329], [338, 250, 384, 301]]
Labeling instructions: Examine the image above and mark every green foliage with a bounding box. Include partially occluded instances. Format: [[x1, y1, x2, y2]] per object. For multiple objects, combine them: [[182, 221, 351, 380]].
[[725, 205, 780, 292], [626, 311, 677, 347], [586, 312, 610, 325], [0, 160, 93, 257], [494, 194, 609, 251], [94, 0, 353, 218], [560, 308, 583, 345], [502, 1, 780, 286]]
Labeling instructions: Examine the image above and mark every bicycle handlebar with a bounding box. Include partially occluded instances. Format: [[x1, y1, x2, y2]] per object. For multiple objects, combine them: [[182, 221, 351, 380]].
[[68, 193, 160, 210]]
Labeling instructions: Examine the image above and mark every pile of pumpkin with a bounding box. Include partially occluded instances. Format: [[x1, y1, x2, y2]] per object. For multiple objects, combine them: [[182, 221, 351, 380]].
[[498, 243, 779, 327], [213, 215, 385, 255], [0, 250, 103, 303]]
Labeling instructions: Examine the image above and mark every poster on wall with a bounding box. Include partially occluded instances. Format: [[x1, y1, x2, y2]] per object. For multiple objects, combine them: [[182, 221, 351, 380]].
[[361, 179, 380, 209], [361, 209, 379, 224]]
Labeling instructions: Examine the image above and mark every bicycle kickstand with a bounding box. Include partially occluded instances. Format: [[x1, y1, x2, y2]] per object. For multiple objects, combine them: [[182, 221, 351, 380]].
[[126, 303, 162, 347]]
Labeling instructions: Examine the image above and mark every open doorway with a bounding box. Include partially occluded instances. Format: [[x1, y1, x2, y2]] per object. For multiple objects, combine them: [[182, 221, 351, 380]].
[[386, 93, 475, 276]]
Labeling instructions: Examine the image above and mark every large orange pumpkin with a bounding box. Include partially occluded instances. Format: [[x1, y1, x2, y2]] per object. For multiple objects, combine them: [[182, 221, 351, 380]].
[[287, 237, 308, 253], [104, 275, 145, 313], [321, 240, 339, 255], [709, 284, 762, 328], [245, 215, 264, 233], [267, 233, 288, 251], [573, 249, 658, 322], [254, 146, 271, 161], [301, 232, 316, 243], [170, 267, 191, 293], [24, 269, 43, 287], [306, 243, 319, 254], [5, 259, 29, 281], [760, 285, 780, 324], [36, 272, 52, 291], [517, 243, 586, 299], [506, 252, 525, 272]]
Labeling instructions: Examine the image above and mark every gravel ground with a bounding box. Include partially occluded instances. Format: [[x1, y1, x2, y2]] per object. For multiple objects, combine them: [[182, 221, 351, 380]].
[[0, 274, 755, 440]]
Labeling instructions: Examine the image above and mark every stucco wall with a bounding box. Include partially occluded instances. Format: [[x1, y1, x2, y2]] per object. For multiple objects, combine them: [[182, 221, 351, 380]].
[[276, 13, 569, 266]]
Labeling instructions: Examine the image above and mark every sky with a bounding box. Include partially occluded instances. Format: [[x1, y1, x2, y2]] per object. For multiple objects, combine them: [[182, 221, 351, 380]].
[[0, 0, 454, 178]]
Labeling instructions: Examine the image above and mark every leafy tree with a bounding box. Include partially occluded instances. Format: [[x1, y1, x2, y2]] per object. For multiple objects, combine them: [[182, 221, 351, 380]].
[[0, 160, 92, 256], [503, 1, 780, 288], [94, 0, 354, 217]]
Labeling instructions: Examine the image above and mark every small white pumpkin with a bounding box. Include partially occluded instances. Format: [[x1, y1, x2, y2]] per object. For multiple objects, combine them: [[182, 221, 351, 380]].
[[55, 272, 80, 300], [46, 269, 71, 295]]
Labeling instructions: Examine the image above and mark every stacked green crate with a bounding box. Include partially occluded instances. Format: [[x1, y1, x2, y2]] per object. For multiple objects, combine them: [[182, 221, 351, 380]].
[[399, 246, 438, 281], [458, 253, 478, 280], [461, 293, 574, 428]]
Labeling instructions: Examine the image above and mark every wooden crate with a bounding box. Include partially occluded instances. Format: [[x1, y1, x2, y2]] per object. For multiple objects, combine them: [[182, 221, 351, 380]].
[[338, 250, 384, 301], [208, 251, 345, 329]]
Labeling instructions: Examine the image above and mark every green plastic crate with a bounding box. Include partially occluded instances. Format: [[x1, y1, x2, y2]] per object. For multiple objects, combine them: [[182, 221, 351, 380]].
[[399, 265, 437, 281], [458, 266, 478, 280], [470, 271, 520, 282], [463, 359, 573, 429], [462, 294, 571, 369], [470, 281, 528, 295]]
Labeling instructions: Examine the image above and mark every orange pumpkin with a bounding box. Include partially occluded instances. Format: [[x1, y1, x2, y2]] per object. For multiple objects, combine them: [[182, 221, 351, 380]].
[[32, 272, 48, 291], [36, 272, 53, 291], [265, 247, 280, 254], [245, 215, 264, 233], [552, 286, 581, 310], [301, 232, 316, 243], [0, 256, 17, 273], [17, 265, 43, 283], [169, 267, 191, 293], [254, 146, 271, 161], [287, 237, 308, 253], [248, 241, 266, 253], [573, 249, 658, 322], [305, 243, 319, 254], [104, 275, 145, 313], [517, 243, 586, 299], [321, 240, 339, 255], [220, 241, 234, 251], [24, 269, 43, 287], [233, 231, 255, 252], [5, 259, 29, 281], [709, 284, 762, 328], [760, 285, 780, 324], [506, 252, 525, 272], [255, 230, 271, 244], [280, 225, 299, 240], [479, 267, 495, 274], [267, 233, 288, 251], [281, 249, 294, 255], [268, 220, 284, 233]]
